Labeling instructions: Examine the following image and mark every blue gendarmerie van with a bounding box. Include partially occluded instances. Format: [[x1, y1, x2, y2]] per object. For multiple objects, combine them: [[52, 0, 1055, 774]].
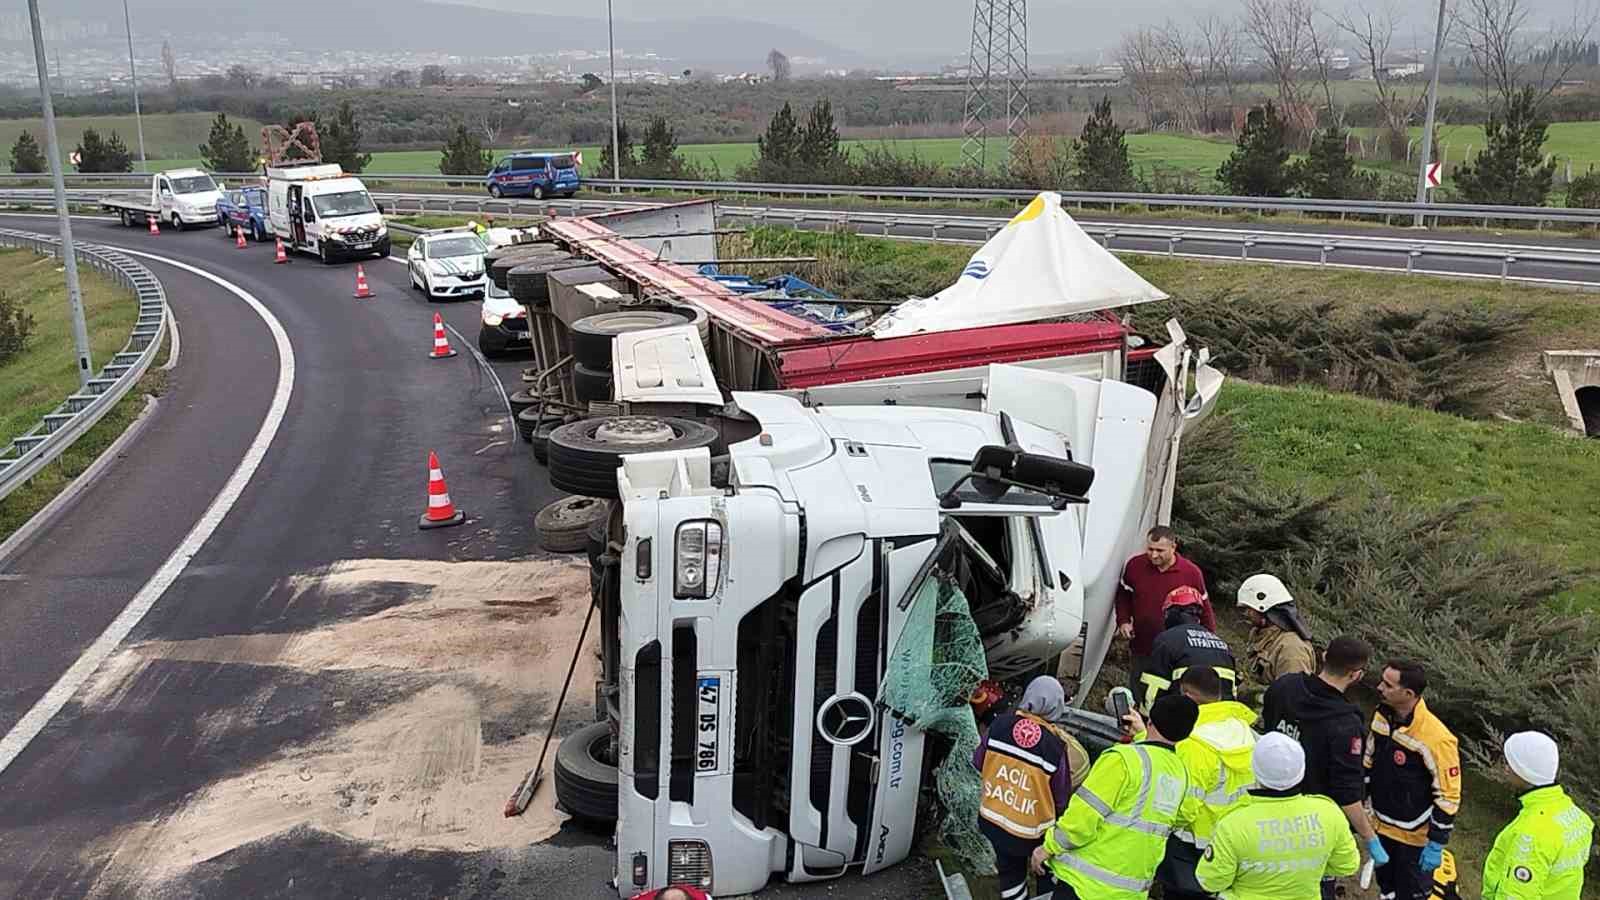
[[484, 150, 581, 199]]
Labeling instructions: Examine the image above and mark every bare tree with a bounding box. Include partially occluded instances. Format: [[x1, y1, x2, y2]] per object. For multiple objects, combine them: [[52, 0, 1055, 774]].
[[1196, 14, 1245, 126], [477, 110, 505, 144], [1334, 0, 1427, 158], [766, 49, 792, 83], [1457, 0, 1600, 109], [1119, 27, 1171, 130], [1243, 0, 1317, 112], [1159, 21, 1213, 132], [161, 40, 178, 90]]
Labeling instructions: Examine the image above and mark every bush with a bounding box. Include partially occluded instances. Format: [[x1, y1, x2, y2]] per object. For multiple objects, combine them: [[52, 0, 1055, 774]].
[[1130, 292, 1526, 415], [1568, 169, 1600, 209], [1172, 414, 1600, 814], [0, 290, 36, 364]]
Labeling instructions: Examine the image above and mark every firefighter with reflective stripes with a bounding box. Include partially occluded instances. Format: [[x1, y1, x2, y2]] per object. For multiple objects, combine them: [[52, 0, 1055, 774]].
[[1197, 732, 1362, 899], [1157, 665, 1260, 900], [1139, 585, 1238, 712], [1482, 731, 1594, 900], [976, 676, 1091, 900], [1236, 573, 1318, 692], [1366, 659, 1463, 900], [1030, 694, 1200, 899]]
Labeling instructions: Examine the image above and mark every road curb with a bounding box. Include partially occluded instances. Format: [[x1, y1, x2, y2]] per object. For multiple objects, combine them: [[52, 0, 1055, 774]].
[[0, 394, 160, 570]]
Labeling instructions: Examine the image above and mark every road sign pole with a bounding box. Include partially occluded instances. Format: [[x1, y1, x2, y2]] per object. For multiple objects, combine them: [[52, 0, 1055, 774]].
[[1413, 0, 1448, 227], [27, 0, 92, 388]]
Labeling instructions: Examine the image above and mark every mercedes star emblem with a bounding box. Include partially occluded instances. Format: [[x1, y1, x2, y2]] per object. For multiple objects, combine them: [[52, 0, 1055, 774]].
[[816, 692, 876, 746]]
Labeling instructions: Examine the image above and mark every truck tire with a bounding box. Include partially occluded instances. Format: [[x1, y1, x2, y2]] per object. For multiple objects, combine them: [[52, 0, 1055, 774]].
[[569, 311, 688, 370], [572, 363, 613, 405], [548, 416, 718, 500], [554, 720, 618, 822], [516, 406, 548, 443], [508, 389, 543, 419], [532, 421, 558, 465], [170, 213, 185, 232], [507, 257, 591, 305], [488, 246, 559, 289], [536, 495, 610, 554]]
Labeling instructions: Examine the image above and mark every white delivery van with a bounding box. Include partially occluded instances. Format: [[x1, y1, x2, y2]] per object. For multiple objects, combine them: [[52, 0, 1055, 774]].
[[264, 163, 389, 263]]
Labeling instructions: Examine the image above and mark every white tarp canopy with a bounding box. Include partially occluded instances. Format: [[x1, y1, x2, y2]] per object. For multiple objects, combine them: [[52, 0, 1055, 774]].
[[869, 191, 1170, 340]]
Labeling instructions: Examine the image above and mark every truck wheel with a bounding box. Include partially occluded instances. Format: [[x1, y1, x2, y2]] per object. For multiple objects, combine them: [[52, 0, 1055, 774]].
[[548, 416, 718, 500], [170, 213, 184, 232], [508, 389, 542, 419], [569, 311, 688, 370], [554, 720, 618, 822], [516, 406, 543, 443], [532, 422, 557, 465], [573, 363, 613, 405], [489, 184, 503, 199], [507, 256, 591, 305], [536, 495, 609, 554]]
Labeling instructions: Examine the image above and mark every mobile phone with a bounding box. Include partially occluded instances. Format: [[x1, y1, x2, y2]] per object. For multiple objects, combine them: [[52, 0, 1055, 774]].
[[1110, 688, 1133, 723]]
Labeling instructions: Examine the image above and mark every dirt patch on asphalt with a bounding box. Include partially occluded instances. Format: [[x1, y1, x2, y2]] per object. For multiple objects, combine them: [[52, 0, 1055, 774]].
[[80, 557, 599, 893]]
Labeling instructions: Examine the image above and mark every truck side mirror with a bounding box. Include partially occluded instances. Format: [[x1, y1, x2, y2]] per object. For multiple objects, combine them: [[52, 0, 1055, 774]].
[[375, 202, 387, 215], [939, 444, 1095, 510]]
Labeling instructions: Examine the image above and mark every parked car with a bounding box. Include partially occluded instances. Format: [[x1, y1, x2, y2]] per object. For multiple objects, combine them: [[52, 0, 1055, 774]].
[[217, 186, 270, 241], [484, 151, 581, 200], [406, 230, 489, 301], [477, 279, 531, 357]]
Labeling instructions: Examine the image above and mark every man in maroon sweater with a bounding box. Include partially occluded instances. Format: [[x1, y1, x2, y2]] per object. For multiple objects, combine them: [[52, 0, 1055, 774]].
[[1116, 525, 1213, 690]]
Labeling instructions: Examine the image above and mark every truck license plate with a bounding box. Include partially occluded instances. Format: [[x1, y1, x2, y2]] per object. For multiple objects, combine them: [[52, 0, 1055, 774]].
[[696, 676, 720, 773]]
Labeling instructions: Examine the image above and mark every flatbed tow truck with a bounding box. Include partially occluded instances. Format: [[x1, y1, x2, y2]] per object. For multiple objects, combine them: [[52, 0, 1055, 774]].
[[100, 168, 223, 231]]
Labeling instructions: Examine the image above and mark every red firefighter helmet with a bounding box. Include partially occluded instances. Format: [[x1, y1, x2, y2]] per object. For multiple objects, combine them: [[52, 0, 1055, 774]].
[[1163, 585, 1206, 614]]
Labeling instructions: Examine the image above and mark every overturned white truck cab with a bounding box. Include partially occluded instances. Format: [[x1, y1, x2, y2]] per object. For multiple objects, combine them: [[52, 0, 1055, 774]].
[[530, 194, 1224, 896]]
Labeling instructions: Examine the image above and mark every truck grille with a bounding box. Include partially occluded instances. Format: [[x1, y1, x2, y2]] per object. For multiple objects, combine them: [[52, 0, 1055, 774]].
[[667, 839, 713, 889], [809, 616, 839, 818], [732, 589, 796, 829]]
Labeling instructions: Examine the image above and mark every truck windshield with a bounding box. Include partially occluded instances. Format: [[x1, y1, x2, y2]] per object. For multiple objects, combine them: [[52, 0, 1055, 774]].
[[428, 236, 484, 258], [170, 175, 217, 194], [312, 190, 377, 218]]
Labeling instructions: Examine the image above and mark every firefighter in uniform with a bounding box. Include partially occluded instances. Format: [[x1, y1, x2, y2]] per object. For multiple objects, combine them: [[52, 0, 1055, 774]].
[[1139, 585, 1238, 712], [1030, 694, 1200, 900], [1236, 573, 1318, 692], [1366, 660, 1463, 900], [1156, 665, 1259, 900], [976, 676, 1091, 900], [1197, 732, 1362, 899], [1482, 731, 1594, 900]]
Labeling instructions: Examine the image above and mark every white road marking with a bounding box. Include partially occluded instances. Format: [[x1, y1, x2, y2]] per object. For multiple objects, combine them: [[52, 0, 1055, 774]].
[[161, 306, 181, 371], [0, 250, 296, 778]]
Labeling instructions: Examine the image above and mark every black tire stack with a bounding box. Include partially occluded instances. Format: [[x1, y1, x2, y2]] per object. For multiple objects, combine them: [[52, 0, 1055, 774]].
[[546, 416, 719, 500]]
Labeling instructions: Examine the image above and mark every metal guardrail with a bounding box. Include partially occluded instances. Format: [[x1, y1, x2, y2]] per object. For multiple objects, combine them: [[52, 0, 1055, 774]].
[[0, 229, 169, 502], [5, 187, 1599, 285], [6, 170, 1600, 228]]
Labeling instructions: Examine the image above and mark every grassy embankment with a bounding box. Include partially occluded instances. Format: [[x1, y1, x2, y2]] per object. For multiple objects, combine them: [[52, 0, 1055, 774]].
[[0, 248, 168, 541]]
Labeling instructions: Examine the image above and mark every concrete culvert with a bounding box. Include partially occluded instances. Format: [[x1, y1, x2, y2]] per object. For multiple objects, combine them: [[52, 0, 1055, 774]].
[[1577, 385, 1600, 438]]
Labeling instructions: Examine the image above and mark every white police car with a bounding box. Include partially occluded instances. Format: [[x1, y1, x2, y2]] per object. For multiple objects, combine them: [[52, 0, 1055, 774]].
[[406, 230, 489, 301]]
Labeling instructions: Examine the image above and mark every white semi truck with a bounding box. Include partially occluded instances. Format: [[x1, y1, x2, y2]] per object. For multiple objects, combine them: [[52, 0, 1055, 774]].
[[263, 162, 389, 263], [100, 168, 223, 231]]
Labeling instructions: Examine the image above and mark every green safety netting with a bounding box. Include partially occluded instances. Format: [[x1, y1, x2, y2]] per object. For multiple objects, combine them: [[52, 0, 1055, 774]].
[[880, 572, 995, 877]]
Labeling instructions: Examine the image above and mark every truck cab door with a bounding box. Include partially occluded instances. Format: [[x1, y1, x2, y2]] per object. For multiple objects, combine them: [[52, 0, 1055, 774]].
[[158, 178, 173, 215]]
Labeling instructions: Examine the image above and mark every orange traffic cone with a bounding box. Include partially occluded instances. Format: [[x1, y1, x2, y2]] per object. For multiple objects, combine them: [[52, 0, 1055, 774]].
[[353, 264, 374, 299], [235, 226, 247, 248], [418, 450, 466, 530], [147, 215, 159, 235], [274, 236, 288, 264], [428, 313, 457, 359]]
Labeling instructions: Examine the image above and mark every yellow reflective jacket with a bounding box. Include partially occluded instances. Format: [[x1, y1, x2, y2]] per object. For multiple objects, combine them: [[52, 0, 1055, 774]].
[[1176, 701, 1260, 847], [1482, 784, 1594, 900], [1197, 791, 1361, 900], [1041, 741, 1193, 899]]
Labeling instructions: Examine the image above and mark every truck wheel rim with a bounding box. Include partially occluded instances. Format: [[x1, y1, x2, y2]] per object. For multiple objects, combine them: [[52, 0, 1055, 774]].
[[592, 418, 675, 446]]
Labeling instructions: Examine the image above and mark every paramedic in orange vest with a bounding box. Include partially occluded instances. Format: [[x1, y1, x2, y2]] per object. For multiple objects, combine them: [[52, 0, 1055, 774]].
[[976, 675, 1092, 900]]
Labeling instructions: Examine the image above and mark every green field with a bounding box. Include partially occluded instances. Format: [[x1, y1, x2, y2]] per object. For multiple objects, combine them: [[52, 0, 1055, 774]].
[[0, 112, 265, 172], [1351, 120, 1600, 178]]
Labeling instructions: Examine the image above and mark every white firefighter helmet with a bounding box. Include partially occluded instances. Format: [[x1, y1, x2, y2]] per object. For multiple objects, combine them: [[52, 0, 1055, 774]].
[[1237, 573, 1294, 612]]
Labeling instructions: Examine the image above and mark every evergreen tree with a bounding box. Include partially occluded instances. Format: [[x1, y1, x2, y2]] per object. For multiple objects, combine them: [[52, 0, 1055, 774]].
[[638, 116, 686, 179], [752, 102, 802, 180], [198, 112, 255, 172], [1071, 96, 1136, 192], [9, 131, 45, 173], [75, 128, 133, 173], [797, 99, 847, 180], [1289, 127, 1377, 199], [597, 120, 634, 178], [1453, 87, 1557, 207], [439, 124, 494, 176], [319, 101, 372, 173], [102, 132, 134, 173], [1217, 102, 1293, 197]]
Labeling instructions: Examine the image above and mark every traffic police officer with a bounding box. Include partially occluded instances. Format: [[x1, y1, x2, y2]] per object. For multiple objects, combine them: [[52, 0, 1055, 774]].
[[976, 676, 1091, 900], [1482, 731, 1594, 900], [1236, 573, 1317, 690], [1139, 585, 1239, 711], [1157, 665, 1259, 900], [1197, 732, 1362, 898], [1031, 694, 1200, 899]]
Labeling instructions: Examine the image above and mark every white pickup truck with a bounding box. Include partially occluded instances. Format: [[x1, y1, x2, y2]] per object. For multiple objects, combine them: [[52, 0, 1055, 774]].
[[100, 168, 223, 231]]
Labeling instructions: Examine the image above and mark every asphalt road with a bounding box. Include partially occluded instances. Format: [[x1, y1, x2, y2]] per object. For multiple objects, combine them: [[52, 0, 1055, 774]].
[[0, 215, 941, 900]]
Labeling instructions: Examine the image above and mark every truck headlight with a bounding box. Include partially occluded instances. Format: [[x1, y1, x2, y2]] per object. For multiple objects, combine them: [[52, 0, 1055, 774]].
[[667, 840, 712, 889], [674, 521, 722, 598]]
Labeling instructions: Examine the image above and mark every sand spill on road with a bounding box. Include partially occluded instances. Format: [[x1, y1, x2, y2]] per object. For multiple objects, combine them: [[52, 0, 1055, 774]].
[[80, 557, 600, 892]]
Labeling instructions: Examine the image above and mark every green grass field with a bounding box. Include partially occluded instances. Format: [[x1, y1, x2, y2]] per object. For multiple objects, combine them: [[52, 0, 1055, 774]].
[[1351, 120, 1600, 179], [0, 112, 265, 172], [0, 248, 141, 451]]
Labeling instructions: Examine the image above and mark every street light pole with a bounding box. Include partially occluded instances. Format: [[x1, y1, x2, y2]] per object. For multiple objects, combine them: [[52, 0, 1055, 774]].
[[607, 0, 621, 185], [1412, 0, 1448, 227], [27, 0, 92, 388], [122, 0, 147, 172]]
